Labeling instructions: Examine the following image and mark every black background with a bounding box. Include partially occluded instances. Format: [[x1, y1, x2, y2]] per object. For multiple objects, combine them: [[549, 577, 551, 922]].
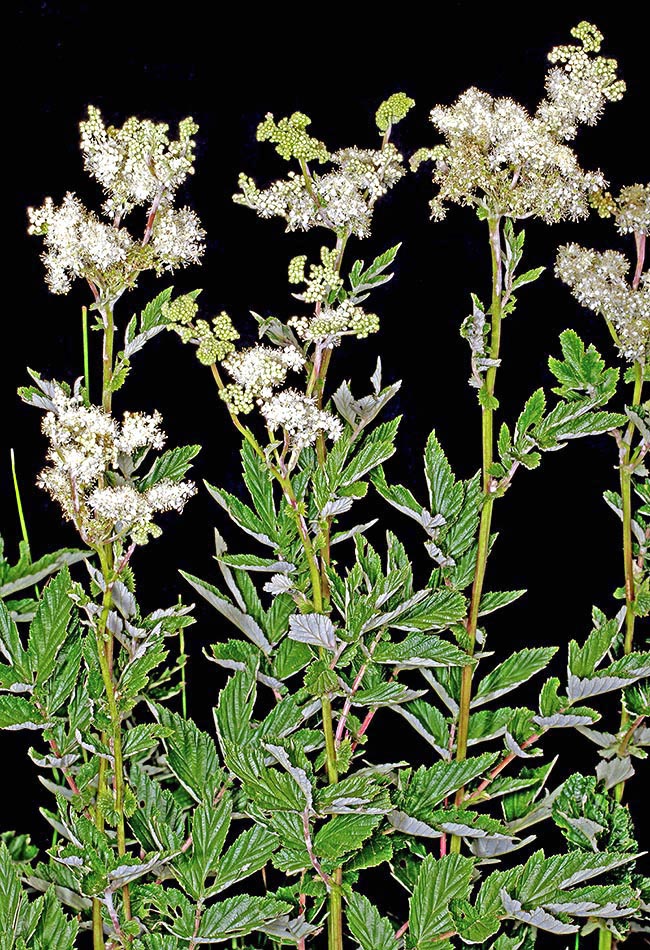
[[5, 1, 650, 942]]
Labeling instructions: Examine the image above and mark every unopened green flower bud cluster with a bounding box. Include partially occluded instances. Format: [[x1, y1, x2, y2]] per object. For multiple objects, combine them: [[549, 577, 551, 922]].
[[288, 248, 343, 303], [163, 293, 239, 365], [234, 96, 412, 238]]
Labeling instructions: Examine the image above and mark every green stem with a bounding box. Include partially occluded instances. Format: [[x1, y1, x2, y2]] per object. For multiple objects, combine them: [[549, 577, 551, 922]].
[[614, 359, 644, 803], [102, 304, 114, 413], [451, 215, 503, 853], [96, 547, 132, 925], [599, 927, 612, 950], [180, 622, 188, 719], [82, 305, 90, 401]]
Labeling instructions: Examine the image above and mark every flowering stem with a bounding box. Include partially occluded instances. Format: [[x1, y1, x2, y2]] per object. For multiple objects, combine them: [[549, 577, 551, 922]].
[[96, 547, 132, 931], [102, 304, 115, 413], [451, 214, 503, 852], [614, 359, 644, 805], [82, 306, 90, 401]]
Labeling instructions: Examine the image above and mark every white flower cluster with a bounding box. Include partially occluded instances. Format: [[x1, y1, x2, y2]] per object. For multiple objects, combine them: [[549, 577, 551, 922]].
[[556, 244, 650, 363], [415, 22, 623, 223], [221, 345, 305, 413], [28, 194, 134, 295], [80, 106, 198, 216], [614, 184, 650, 236], [38, 389, 195, 544], [234, 144, 405, 237], [289, 300, 379, 346], [29, 107, 204, 299], [260, 390, 343, 449]]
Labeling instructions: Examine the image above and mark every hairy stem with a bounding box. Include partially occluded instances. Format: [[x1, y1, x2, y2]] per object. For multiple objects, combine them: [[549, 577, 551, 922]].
[[451, 215, 503, 852]]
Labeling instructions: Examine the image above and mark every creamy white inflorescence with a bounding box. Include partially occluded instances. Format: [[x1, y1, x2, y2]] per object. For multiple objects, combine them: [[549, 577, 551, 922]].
[[38, 389, 195, 544]]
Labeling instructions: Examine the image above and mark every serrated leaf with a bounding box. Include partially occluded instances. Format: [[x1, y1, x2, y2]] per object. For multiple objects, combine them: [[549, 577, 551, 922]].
[[402, 753, 498, 815], [212, 824, 278, 895], [170, 893, 290, 942], [0, 694, 43, 730], [28, 566, 72, 684], [205, 481, 275, 547], [341, 419, 401, 486], [0, 601, 29, 677], [352, 682, 425, 707], [515, 389, 546, 437], [568, 652, 650, 700], [129, 764, 185, 852], [175, 797, 232, 899], [347, 892, 398, 950], [182, 572, 272, 656], [214, 670, 256, 749], [154, 704, 222, 804], [478, 590, 526, 617], [121, 723, 172, 760], [241, 441, 276, 532], [511, 266, 545, 291], [568, 618, 618, 678], [374, 632, 469, 668], [314, 814, 381, 862], [139, 444, 200, 490], [424, 431, 464, 523], [410, 854, 474, 945], [473, 648, 557, 707], [364, 589, 466, 633]]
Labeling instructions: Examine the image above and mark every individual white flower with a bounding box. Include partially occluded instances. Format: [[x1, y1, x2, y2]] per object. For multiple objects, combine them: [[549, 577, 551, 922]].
[[261, 390, 343, 449]]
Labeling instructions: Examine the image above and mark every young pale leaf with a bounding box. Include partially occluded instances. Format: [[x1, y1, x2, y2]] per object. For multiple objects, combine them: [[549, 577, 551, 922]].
[[424, 431, 464, 523], [410, 854, 474, 945], [347, 892, 399, 950], [0, 548, 86, 599], [374, 632, 469, 668], [181, 572, 272, 656], [567, 653, 650, 701], [139, 444, 200, 490], [205, 481, 275, 547], [473, 648, 557, 707], [288, 613, 338, 652], [28, 566, 72, 684], [499, 891, 578, 935], [154, 704, 222, 803]]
